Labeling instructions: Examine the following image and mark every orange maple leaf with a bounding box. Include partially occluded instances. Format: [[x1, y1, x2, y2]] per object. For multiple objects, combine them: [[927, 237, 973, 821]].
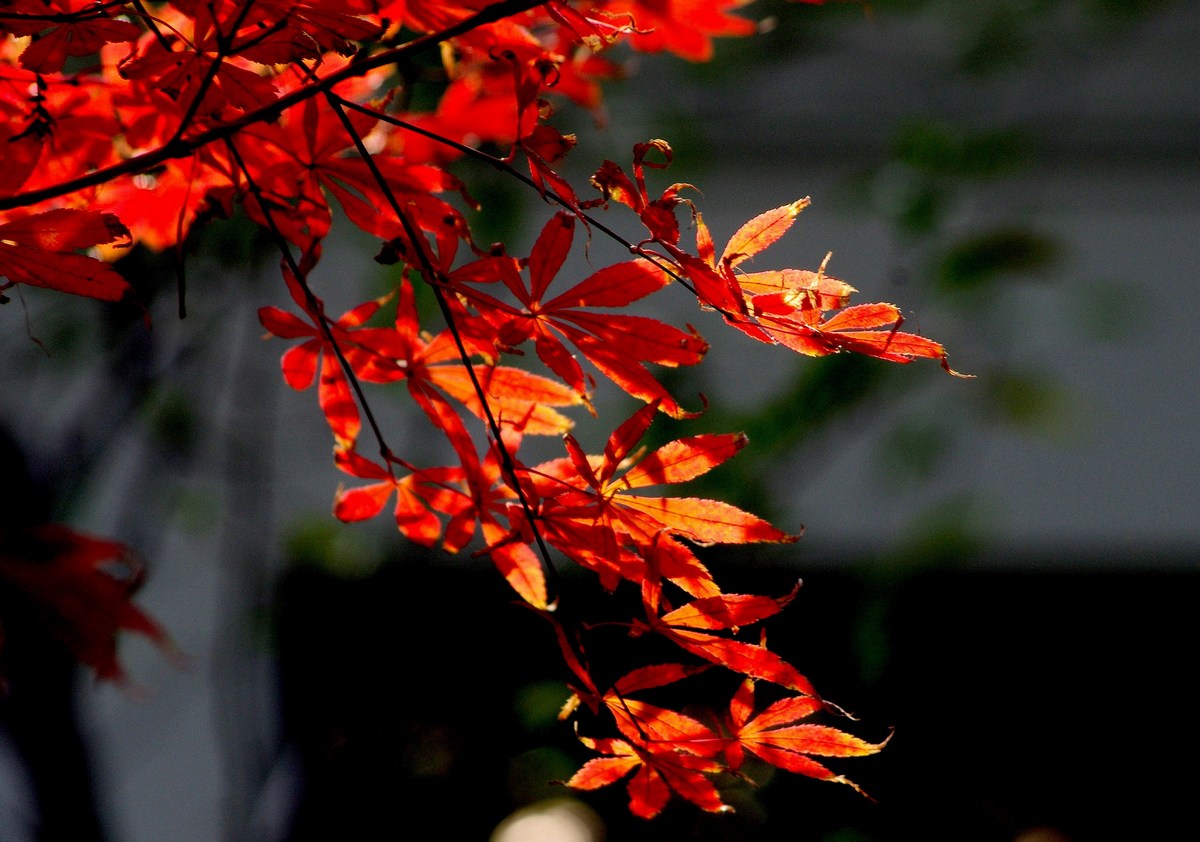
[[594, 663, 719, 751], [331, 445, 464, 548], [358, 276, 583, 437], [567, 732, 729, 819], [526, 401, 795, 595], [722, 678, 891, 797], [533, 401, 796, 545], [632, 585, 820, 696], [453, 212, 708, 417], [682, 200, 966, 373]]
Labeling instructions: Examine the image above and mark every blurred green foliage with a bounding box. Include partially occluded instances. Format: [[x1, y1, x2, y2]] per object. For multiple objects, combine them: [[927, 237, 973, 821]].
[[283, 517, 380, 577], [936, 226, 1059, 291]]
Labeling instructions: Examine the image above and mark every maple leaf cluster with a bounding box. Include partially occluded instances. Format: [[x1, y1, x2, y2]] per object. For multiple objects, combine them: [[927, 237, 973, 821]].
[[2, 0, 944, 818], [0, 525, 178, 685]]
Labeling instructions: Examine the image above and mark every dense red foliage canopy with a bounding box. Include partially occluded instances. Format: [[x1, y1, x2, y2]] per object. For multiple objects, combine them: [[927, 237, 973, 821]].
[[0, 0, 958, 817]]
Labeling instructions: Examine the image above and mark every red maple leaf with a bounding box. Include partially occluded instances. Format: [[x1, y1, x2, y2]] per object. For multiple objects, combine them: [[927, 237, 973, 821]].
[[0, 209, 131, 301], [452, 212, 708, 417], [593, 663, 719, 751], [331, 444, 467, 548], [681, 201, 966, 373], [757, 296, 960, 371], [526, 403, 796, 596], [5, 0, 140, 74], [436, 431, 552, 610], [119, 33, 280, 124], [225, 0, 386, 64], [586, 139, 694, 246], [670, 198, 816, 321], [566, 732, 729, 819], [356, 276, 583, 437], [0, 525, 176, 683], [239, 81, 471, 253], [257, 265, 394, 446], [601, 0, 757, 62], [632, 585, 820, 696], [721, 678, 890, 796]]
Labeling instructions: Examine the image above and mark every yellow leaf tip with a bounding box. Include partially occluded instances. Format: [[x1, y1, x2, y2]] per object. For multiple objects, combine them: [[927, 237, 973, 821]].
[[789, 197, 812, 215]]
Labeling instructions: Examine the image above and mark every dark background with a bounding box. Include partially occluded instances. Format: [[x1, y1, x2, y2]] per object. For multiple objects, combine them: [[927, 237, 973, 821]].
[[2, 1, 1198, 840], [274, 553, 1196, 841]]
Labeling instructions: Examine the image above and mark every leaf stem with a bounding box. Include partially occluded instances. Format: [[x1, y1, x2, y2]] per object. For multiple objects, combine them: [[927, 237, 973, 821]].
[[332, 96, 711, 305], [223, 136, 398, 476], [321, 89, 561, 604]]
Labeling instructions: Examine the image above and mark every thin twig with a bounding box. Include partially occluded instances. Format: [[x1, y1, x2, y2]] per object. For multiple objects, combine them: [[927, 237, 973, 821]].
[[331, 96, 713, 305], [322, 89, 561, 603], [0, 0, 546, 212], [223, 136, 399, 476]]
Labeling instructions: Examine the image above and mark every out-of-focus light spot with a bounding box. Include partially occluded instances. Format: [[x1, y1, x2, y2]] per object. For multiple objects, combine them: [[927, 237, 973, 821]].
[[490, 798, 603, 842], [1013, 827, 1071, 842]]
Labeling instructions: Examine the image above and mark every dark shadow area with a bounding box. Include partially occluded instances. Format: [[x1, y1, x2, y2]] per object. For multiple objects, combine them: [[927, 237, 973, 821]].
[[0, 431, 108, 842], [273, 553, 1196, 840]]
